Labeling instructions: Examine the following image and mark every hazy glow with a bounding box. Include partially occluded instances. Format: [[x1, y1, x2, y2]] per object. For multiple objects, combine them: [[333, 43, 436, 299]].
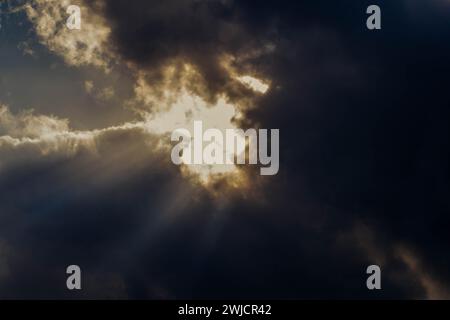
[[130, 64, 272, 185], [144, 89, 246, 183]]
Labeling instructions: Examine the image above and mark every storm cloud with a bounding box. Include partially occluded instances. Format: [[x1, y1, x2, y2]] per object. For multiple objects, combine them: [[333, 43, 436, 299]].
[[0, 0, 449, 298]]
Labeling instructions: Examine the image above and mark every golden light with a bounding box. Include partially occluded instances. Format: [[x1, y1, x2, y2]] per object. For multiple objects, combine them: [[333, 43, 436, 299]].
[[136, 64, 271, 186]]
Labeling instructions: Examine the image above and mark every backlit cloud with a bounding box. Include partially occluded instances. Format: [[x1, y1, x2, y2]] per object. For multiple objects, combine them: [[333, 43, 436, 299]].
[[25, 0, 113, 71]]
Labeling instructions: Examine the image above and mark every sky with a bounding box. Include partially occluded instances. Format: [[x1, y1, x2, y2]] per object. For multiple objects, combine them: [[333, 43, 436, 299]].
[[0, 0, 449, 299]]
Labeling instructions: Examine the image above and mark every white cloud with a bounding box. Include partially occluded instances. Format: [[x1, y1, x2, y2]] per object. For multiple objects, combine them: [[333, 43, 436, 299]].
[[25, 0, 114, 71], [0, 104, 145, 158], [0, 105, 69, 138]]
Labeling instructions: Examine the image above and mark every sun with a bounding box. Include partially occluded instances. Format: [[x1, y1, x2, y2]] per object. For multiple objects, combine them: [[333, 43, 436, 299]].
[[136, 63, 270, 186]]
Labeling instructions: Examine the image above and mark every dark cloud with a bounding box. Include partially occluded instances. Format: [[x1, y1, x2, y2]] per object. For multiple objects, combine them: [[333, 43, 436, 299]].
[[0, 0, 449, 298]]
